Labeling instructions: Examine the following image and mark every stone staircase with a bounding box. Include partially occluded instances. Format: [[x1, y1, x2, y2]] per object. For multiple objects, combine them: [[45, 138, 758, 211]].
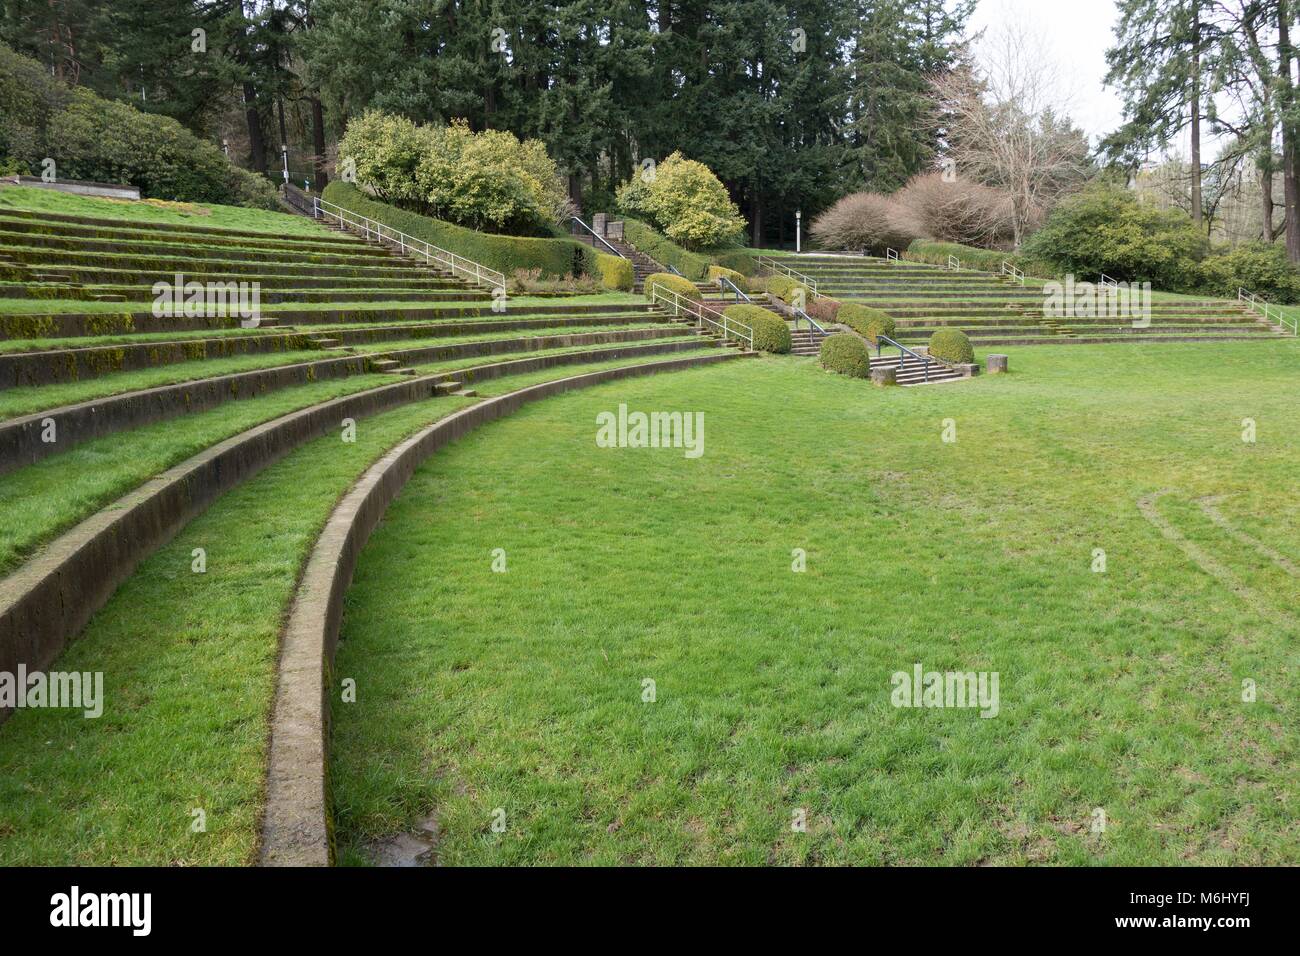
[[772, 253, 1288, 347]]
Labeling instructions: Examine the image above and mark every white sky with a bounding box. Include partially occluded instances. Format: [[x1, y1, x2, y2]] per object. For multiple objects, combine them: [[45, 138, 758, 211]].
[[968, 0, 1127, 146]]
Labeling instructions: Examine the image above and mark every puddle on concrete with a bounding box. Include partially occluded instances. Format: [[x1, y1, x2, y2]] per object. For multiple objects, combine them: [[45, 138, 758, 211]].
[[366, 814, 440, 867]]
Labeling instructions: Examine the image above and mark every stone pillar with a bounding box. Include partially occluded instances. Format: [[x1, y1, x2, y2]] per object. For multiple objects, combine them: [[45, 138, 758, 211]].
[[592, 213, 608, 236], [986, 354, 1009, 374], [870, 365, 898, 387]]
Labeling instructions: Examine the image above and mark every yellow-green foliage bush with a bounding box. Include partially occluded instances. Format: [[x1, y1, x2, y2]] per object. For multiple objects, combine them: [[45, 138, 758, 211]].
[[598, 253, 634, 291], [615, 151, 747, 249], [643, 272, 702, 302], [708, 265, 747, 292], [723, 304, 790, 353]]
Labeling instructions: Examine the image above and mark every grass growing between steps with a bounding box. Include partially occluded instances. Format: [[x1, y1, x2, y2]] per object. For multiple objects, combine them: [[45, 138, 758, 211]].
[[0, 349, 738, 864], [0, 185, 330, 237], [331, 340, 1300, 866], [0, 326, 288, 354], [0, 372, 395, 576], [0, 349, 340, 420], [0, 292, 647, 316]]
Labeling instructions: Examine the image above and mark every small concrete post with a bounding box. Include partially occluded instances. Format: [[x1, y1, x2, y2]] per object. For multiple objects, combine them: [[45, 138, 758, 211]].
[[987, 354, 1009, 374], [870, 365, 898, 387], [592, 213, 608, 236]]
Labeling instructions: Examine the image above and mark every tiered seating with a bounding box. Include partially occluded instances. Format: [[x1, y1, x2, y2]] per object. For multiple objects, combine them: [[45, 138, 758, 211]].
[[782, 254, 1288, 346]]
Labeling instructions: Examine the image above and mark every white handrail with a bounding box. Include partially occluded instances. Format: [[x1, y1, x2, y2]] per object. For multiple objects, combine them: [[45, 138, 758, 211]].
[[1099, 273, 1120, 289], [313, 197, 507, 292], [1000, 260, 1026, 286], [1239, 287, 1298, 335], [754, 255, 819, 298], [947, 254, 962, 271], [648, 282, 755, 349], [886, 248, 900, 263]]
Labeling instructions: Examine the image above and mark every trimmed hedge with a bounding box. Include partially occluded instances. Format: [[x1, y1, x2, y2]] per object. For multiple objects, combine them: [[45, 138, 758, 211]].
[[598, 253, 634, 291], [839, 303, 896, 344], [907, 239, 1053, 279], [643, 272, 702, 302], [323, 182, 597, 279], [709, 248, 759, 276], [819, 333, 872, 378], [766, 274, 811, 308], [928, 329, 974, 365], [707, 264, 747, 292], [723, 304, 790, 353], [622, 218, 710, 279]]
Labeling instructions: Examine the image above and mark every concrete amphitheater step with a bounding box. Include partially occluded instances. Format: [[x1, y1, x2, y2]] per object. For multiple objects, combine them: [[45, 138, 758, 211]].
[[0, 347, 751, 730]]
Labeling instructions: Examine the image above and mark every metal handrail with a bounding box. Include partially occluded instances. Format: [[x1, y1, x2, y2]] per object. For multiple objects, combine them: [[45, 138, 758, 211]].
[[1099, 273, 1120, 289], [876, 333, 932, 383], [570, 216, 625, 258], [755, 254, 819, 298], [1239, 287, 1298, 335], [886, 248, 900, 263], [947, 254, 962, 271], [313, 197, 506, 291], [647, 282, 754, 349], [666, 264, 685, 277], [1001, 260, 1026, 286], [716, 274, 751, 303], [793, 307, 828, 338]]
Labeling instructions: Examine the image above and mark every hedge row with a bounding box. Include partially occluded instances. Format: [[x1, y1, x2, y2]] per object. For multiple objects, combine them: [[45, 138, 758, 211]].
[[722, 304, 790, 353], [322, 182, 599, 280], [597, 253, 634, 291], [838, 303, 896, 344], [906, 239, 1053, 279], [622, 218, 710, 280]]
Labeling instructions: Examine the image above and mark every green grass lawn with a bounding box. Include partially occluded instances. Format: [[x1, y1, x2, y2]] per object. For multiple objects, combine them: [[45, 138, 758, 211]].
[[0, 348, 735, 864], [0, 185, 328, 236], [330, 341, 1300, 865]]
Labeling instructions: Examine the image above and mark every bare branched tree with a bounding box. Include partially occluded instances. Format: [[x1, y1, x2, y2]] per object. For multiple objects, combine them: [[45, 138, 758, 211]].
[[932, 24, 1092, 247]]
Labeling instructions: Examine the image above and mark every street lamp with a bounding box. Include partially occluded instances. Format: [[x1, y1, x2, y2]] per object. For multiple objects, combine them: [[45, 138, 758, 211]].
[[795, 209, 802, 253], [281, 144, 290, 184]]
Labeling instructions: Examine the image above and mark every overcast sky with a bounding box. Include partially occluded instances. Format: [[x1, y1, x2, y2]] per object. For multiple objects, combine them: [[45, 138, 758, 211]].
[[968, 0, 1129, 147]]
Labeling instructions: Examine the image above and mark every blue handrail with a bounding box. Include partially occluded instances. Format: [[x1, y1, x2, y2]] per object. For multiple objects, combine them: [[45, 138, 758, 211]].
[[666, 264, 684, 276]]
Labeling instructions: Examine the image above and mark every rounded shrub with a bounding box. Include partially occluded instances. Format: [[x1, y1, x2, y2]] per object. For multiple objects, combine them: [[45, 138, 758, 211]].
[[838, 303, 896, 343], [928, 329, 974, 365], [724, 304, 791, 353], [598, 253, 634, 291], [765, 274, 810, 306], [819, 333, 872, 378], [708, 264, 747, 292], [643, 272, 702, 302]]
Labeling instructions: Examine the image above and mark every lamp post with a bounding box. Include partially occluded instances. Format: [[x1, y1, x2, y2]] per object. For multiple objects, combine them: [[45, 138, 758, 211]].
[[795, 209, 802, 253], [281, 144, 290, 184], [221, 139, 229, 158]]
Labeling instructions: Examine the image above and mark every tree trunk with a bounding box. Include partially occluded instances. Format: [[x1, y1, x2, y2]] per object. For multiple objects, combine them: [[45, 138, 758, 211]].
[[1262, 162, 1274, 241], [1280, 5, 1300, 262], [1190, 8, 1203, 230], [311, 96, 328, 189], [751, 191, 763, 248], [243, 82, 267, 174]]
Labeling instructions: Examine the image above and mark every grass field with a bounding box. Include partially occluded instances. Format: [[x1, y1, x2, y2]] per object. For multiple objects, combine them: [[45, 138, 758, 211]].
[[329, 341, 1300, 865], [0, 185, 329, 236], [0, 349, 733, 864]]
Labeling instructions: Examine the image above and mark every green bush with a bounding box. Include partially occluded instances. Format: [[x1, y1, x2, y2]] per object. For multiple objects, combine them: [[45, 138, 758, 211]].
[[338, 111, 566, 235], [906, 239, 1052, 277], [1197, 242, 1300, 303], [323, 182, 596, 279], [708, 264, 747, 292], [819, 333, 872, 378], [643, 272, 702, 302], [710, 248, 759, 276], [839, 303, 896, 344], [597, 253, 634, 291], [723, 304, 790, 353], [1022, 183, 1207, 290], [765, 274, 810, 307], [615, 151, 746, 248], [622, 218, 710, 279], [928, 329, 974, 364], [0, 43, 276, 209]]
